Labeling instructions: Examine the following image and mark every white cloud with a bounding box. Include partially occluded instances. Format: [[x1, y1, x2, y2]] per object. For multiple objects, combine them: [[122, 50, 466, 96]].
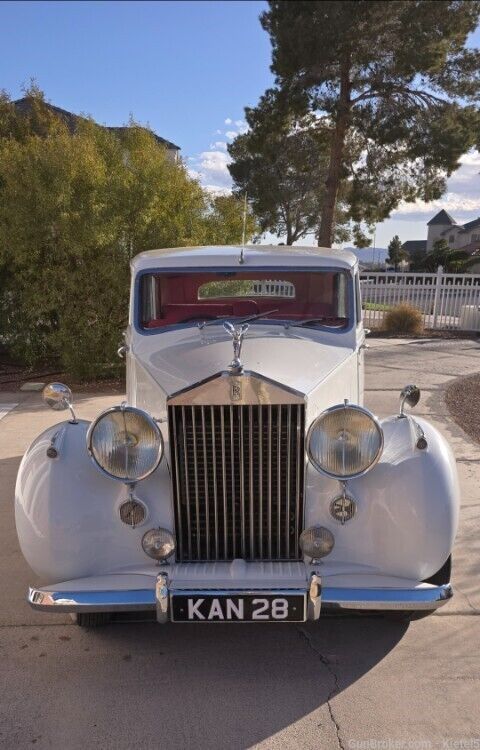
[[390, 150, 480, 223], [188, 116, 249, 193], [209, 141, 228, 152], [188, 148, 233, 191]]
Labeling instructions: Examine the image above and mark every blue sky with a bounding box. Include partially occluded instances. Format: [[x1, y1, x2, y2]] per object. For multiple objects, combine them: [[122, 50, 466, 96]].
[[1, 0, 479, 248]]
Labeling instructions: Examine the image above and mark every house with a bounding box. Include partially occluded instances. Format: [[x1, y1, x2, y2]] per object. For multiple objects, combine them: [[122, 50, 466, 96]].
[[402, 210, 480, 269], [13, 97, 180, 162]]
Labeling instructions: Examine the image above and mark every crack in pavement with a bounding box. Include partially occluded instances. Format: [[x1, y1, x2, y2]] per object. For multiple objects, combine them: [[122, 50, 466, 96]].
[[296, 626, 345, 750], [453, 585, 480, 616]]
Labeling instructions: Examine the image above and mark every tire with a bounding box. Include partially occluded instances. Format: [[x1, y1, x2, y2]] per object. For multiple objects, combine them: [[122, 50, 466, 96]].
[[76, 612, 112, 628], [383, 555, 452, 622]]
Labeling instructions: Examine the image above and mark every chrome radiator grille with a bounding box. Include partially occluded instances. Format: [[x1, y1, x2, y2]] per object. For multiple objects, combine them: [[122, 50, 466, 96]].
[[168, 404, 305, 562]]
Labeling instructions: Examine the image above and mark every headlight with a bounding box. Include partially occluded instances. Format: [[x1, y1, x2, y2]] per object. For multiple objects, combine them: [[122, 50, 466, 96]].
[[307, 403, 383, 479], [87, 406, 163, 482]]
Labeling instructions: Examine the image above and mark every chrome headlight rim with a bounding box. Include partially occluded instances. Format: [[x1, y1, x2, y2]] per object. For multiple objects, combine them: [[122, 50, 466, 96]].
[[306, 402, 384, 480], [86, 405, 164, 483]]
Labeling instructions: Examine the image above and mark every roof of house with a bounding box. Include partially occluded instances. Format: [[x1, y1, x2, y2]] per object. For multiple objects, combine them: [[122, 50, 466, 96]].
[[427, 209, 457, 226], [460, 217, 480, 233], [402, 240, 427, 253], [455, 239, 480, 255], [132, 245, 358, 273], [13, 97, 180, 151]]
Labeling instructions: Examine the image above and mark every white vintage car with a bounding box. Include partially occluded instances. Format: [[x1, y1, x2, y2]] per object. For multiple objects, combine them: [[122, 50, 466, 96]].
[[16, 245, 459, 626]]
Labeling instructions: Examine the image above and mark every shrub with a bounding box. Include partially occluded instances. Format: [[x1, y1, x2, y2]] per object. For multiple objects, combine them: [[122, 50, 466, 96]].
[[384, 303, 424, 335], [0, 90, 258, 379]]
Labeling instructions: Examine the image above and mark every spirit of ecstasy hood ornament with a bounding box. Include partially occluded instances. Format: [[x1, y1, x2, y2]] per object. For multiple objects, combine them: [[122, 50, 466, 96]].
[[223, 321, 249, 374]]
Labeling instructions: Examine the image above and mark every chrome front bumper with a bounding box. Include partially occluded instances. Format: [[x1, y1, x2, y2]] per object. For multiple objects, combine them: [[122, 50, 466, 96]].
[[28, 568, 453, 620]]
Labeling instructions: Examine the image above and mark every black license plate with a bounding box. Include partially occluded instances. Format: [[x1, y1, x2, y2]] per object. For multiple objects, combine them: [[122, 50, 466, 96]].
[[171, 592, 306, 622]]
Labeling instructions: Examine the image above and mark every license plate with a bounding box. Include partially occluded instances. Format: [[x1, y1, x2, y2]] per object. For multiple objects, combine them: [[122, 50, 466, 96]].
[[171, 592, 306, 622]]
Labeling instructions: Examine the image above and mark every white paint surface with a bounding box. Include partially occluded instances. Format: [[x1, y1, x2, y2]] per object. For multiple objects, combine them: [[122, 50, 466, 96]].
[[0, 403, 18, 421]]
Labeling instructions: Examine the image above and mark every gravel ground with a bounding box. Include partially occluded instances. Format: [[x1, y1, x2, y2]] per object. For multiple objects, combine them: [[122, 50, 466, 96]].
[[445, 372, 480, 444]]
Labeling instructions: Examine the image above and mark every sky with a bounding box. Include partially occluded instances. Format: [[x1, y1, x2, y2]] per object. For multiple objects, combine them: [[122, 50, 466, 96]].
[[1, 0, 479, 249]]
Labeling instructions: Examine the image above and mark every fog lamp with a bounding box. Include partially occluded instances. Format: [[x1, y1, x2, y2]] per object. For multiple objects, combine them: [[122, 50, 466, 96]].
[[141, 528, 175, 561], [300, 526, 335, 560]]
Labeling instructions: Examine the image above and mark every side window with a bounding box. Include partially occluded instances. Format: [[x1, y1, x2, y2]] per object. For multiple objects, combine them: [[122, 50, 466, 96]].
[[140, 274, 157, 324], [355, 274, 362, 325]]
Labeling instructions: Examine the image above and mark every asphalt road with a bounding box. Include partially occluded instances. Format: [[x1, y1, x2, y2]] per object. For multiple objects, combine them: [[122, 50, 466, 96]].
[[1, 338, 479, 750]]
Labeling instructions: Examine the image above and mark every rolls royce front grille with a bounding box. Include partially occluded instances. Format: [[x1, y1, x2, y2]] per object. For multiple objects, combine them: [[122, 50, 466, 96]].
[[168, 404, 305, 562]]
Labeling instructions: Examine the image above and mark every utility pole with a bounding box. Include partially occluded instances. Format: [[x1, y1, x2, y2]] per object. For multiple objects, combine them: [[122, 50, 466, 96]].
[[241, 193, 248, 246]]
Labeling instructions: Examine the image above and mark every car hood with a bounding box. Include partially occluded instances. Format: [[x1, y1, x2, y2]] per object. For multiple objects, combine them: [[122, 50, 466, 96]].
[[131, 324, 355, 399]]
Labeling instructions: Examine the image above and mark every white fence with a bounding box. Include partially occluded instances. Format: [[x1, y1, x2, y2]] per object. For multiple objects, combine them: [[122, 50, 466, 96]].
[[360, 267, 480, 331]]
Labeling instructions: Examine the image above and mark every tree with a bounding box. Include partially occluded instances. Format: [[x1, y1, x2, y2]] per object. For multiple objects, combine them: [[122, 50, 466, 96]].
[[0, 88, 258, 378], [228, 90, 349, 244], [261, 1, 480, 247], [419, 238, 476, 273], [201, 194, 258, 246], [387, 235, 408, 271]]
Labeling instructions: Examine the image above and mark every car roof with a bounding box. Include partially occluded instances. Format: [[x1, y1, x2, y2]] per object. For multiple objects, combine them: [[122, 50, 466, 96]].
[[131, 245, 357, 272]]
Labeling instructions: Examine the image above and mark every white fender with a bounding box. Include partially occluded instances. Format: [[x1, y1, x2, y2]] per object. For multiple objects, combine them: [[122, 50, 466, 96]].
[[15, 419, 174, 582], [305, 415, 459, 581]]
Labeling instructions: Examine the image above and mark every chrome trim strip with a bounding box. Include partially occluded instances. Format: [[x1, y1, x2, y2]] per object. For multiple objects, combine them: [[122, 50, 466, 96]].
[[201, 406, 210, 559], [229, 405, 236, 559], [220, 407, 228, 559], [181, 406, 192, 559], [249, 405, 254, 559], [28, 582, 453, 615], [239, 405, 246, 558], [286, 405, 292, 559], [191, 407, 201, 559], [267, 405, 272, 560], [295, 405, 302, 558], [277, 405, 282, 557], [170, 408, 184, 559], [258, 405, 263, 559], [210, 406, 219, 560]]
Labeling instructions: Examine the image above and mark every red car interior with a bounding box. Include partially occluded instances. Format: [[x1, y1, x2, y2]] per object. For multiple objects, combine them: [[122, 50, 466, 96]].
[[141, 271, 347, 328]]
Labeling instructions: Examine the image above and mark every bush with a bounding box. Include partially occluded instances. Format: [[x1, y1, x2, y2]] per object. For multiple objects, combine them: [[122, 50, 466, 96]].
[[0, 90, 258, 379], [384, 303, 424, 335]]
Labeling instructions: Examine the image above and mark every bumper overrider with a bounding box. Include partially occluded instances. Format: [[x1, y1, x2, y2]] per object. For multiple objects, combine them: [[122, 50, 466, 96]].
[[28, 563, 453, 622]]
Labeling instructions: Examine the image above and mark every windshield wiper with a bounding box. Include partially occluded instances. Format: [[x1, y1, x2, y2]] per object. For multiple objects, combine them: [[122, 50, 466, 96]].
[[284, 317, 347, 329], [198, 309, 279, 330]]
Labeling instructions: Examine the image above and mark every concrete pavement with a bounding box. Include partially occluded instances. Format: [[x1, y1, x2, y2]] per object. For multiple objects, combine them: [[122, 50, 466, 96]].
[[0, 338, 479, 749]]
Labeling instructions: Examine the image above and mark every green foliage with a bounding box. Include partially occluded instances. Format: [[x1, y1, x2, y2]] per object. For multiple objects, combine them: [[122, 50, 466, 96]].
[[228, 89, 348, 244], [384, 304, 424, 335], [260, 1, 480, 246], [418, 239, 475, 273], [201, 194, 258, 246], [0, 88, 257, 379], [387, 235, 408, 270]]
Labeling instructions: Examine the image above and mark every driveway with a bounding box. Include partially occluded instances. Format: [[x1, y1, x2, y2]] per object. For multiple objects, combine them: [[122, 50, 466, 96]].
[[0, 338, 479, 749]]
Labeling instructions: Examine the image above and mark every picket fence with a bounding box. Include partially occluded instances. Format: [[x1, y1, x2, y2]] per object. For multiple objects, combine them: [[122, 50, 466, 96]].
[[360, 267, 480, 331]]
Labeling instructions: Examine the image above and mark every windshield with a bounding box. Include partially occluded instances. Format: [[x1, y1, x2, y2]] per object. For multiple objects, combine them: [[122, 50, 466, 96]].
[[139, 270, 349, 329]]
